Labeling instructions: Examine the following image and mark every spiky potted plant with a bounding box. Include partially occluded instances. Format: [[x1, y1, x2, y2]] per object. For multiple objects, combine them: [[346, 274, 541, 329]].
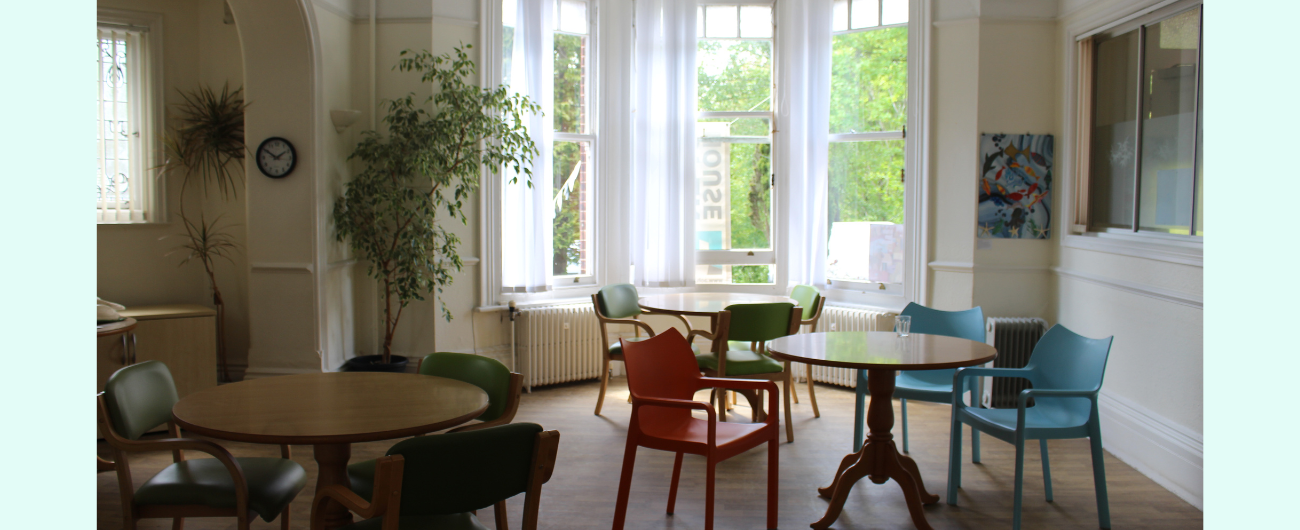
[[334, 45, 539, 371]]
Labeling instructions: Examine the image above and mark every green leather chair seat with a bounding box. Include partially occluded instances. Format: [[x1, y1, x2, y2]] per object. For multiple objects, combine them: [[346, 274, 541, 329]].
[[134, 457, 307, 523], [695, 350, 784, 377], [338, 512, 487, 530]]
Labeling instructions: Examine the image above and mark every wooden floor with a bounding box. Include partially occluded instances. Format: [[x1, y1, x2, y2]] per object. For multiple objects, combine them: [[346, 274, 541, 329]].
[[98, 377, 1202, 529]]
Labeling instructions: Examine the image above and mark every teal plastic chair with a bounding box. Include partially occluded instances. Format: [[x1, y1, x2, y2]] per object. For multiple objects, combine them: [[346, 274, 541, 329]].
[[98, 361, 306, 530], [348, 352, 523, 501], [314, 423, 561, 530], [693, 303, 802, 442], [946, 324, 1114, 530], [853, 303, 986, 454], [592, 283, 657, 415]]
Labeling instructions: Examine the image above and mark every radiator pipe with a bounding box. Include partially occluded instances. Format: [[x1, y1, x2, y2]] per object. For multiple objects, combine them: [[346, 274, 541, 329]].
[[509, 301, 526, 393]]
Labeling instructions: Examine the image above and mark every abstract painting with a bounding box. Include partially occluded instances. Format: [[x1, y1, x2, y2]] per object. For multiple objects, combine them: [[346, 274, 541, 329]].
[[978, 133, 1053, 239]]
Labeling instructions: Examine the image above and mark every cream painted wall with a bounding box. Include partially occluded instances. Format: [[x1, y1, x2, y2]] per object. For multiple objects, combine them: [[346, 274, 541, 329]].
[[96, 0, 251, 376], [927, 19, 979, 310]]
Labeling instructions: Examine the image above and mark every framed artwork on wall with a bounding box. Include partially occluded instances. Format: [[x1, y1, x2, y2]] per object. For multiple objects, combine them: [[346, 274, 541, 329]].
[[977, 133, 1053, 239]]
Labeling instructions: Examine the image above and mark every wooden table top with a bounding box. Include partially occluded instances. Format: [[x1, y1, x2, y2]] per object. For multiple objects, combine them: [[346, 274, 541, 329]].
[[767, 331, 997, 371], [172, 372, 489, 445], [639, 293, 797, 315], [97, 318, 137, 337]]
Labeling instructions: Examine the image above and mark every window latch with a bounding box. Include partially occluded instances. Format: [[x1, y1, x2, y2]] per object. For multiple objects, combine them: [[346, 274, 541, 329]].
[[899, 168, 905, 184]]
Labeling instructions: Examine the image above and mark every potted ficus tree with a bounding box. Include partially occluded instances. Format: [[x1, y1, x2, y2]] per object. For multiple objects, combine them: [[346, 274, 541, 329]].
[[334, 45, 540, 372]]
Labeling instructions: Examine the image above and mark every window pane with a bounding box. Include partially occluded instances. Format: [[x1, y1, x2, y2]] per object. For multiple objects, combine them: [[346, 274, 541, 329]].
[[851, 0, 880, 29], [698, 264, 773, 285], [739, 6, 772, 38], [696, 120, 772, 252], [697, 40, 772, 112], [828, 140, 905, 283], [1089, 30, 1139, 230], [553, 33, 588, 133], [557, 0, 588, 34], [833, 0, 850, 32], [830, 27, 907, 134], [705, 5, 738, 38], [553, 141, 591, 276], [881, 0, 908, 25], [1137, 7, 1200, 234]]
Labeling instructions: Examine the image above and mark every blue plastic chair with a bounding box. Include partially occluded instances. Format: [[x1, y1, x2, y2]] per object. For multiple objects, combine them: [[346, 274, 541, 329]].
[[946, 324, 1114, 530], [852, 303, 985, 457]]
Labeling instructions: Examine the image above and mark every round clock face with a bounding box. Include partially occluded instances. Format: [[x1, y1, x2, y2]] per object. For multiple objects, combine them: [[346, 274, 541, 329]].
[[256, 137, 296, 178]]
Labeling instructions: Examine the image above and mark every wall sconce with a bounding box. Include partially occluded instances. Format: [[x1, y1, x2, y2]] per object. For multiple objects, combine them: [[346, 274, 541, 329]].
[[330, 109, 362, 134]]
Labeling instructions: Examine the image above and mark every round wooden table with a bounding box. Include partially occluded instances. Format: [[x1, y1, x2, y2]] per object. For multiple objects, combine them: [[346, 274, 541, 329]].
[[639, 293, 795, 331], [172, 372, 489, 529], [766, 332, 997, 530]]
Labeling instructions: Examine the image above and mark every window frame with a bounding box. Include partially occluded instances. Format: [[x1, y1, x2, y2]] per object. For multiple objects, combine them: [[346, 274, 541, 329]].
[[551, 1, 600, 287], [96, 8, 165, 225], [1064, 0, 1203, 267]]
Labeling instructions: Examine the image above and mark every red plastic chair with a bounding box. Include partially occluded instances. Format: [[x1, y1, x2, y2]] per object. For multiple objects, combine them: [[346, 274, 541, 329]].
[[611, 328, 780, 530]]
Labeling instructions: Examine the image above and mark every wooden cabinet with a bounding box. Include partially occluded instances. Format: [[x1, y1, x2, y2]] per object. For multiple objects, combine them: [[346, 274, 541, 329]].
[[96, 305, 219, 398]]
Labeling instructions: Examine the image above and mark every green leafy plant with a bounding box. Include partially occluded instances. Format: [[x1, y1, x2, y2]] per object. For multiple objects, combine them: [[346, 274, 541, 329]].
[[334, 45, 540, 363], [159, 83, 249, 382]]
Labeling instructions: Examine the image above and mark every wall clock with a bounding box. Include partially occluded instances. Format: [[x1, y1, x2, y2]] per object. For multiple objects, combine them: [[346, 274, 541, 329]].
[[255, 137, 296, 178]]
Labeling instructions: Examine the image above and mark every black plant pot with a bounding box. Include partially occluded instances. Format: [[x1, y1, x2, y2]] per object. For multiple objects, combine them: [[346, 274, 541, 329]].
[[341, 354, 409, 373]]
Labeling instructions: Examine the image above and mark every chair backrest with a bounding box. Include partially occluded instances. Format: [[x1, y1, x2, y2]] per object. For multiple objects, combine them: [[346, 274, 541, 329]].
[[900, 302, 985, 342], [419, 352, 515, 422], [596, 283, 641, 319], [790, 285, 820, 320], [621, 328, 702, 402], [102, 360, 180, 441], [1025, 324, 1114, 395], [723, 302, 798, 344], [385, 423, 548, 516]]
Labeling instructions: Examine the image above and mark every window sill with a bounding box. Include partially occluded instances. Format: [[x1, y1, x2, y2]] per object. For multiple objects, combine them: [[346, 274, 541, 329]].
[[1062, 231, 1202, 268]]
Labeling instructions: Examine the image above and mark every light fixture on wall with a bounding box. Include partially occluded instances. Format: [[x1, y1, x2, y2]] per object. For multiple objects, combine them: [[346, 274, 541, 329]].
[[330, 109, 362, 133]]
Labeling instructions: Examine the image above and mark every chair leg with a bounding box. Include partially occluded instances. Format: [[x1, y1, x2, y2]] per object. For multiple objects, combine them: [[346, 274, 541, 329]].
[[172, 518, 183, 530], [612, 440, 638, 530], [971, 425, 982, 463], [901, 398, 909, 454], [281, 504, 291, 530], [1040, 439, 1053, 502], [1089, 431, 1112, 529], [947, 414, 963, 505], [791, 368, 800, 404], [1013, 435, 1026, 530], [767, 433, 779, 530], [667, 452, 684, 514], [782, 369, 795, 443], [716, 388, 727, 422], [494, 500, 509, 530], [595, 357, 611, 415], [705, 457, 717, 530], [805, 365, 820, 418], [853, 369, 867, 452]]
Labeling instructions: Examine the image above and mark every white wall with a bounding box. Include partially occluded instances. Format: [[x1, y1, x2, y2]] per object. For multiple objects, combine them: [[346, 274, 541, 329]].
[[96, 0, 251, 376]]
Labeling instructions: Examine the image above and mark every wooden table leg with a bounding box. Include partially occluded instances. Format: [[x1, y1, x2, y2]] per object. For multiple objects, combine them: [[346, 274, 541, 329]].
[[812, 369, 939, 530], [313, 443, 354, 530]]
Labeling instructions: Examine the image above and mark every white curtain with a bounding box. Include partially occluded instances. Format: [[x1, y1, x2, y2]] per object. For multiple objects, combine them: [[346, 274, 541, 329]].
[[631, 0, 698, 288], [776, 0, 832, 287], [502, 0, 555, 293]]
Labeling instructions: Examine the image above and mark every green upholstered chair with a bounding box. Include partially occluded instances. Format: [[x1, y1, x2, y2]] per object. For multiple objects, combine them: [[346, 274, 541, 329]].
[[592, 283, 657, 415], [347, 352, 524, 502], [312, 423, 561, 530], [692, 303, 804, 442], [725, 286, 826, 414], [98, 361, 306, 530]]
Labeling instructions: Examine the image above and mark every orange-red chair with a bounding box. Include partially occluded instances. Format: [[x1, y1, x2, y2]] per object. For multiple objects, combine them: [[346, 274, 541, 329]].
[[612, 328, 780, 530]]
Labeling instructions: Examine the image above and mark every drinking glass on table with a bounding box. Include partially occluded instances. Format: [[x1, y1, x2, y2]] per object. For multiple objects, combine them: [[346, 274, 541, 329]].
[[895, 315, 912, 337]]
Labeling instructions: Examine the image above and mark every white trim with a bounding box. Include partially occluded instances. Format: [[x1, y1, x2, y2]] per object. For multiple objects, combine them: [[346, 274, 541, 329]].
[[1062, 233, 1202, 267], [1053, 267, 1202, 309], [1073, 0, 1183, 40], [929, 262, 1053, 274], [1099, 390, 1203, 510], [931, 17, 979, 27], [907, 0, 932, 306], [928, 261, 973, 274], [241, 365, 324, 379], [250, 262, 316, 273]]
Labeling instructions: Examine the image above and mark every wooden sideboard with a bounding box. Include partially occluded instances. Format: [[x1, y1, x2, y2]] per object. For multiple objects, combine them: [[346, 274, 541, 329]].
[[96, 304, 218, 398]]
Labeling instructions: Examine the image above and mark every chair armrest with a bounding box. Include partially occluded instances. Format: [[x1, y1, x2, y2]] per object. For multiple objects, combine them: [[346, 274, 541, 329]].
[[686, 329, 716, 343], [604, 317, 657, 337], [632, 396, 718, 445], [1017, 388, 1097, 409], [118, 437, 252, 518], [952, 367, 1034, 409], [311, 455, 404, 530], [698, 377, 777, 394]]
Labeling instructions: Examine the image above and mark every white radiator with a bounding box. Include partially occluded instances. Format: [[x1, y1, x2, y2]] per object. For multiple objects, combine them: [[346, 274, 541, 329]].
[[805, 306, 895, 388], [981, 317, 1048, 408], [519, 304, 602, 390]]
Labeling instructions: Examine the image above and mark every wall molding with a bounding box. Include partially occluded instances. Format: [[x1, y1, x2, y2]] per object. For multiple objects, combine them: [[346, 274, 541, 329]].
[[928, 261, 974, 273], [1054, 267, 1202, 309], [242, 366, 323, 379], [1099, 390, 1203, 510], [1062, 233, 1202, 268], [250, 262, 315, 274]]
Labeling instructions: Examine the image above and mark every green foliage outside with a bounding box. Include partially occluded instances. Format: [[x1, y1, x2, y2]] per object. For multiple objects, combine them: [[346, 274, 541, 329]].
[[333, 46, 540, 362]]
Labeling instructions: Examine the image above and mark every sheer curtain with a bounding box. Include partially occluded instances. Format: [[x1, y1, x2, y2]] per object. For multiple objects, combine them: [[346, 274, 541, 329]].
[[502, 0, 555, 293], [631, 0, 698, 288], [776, 0, 832, 287]]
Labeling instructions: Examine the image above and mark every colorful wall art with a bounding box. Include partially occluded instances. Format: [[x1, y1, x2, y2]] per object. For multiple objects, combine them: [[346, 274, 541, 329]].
[[978, 133, 1053, 239]]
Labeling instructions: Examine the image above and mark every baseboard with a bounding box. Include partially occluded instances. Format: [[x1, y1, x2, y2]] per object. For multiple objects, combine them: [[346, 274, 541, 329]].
[[241, 366, 324, 379], [1099, 390, 1203, 510]]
